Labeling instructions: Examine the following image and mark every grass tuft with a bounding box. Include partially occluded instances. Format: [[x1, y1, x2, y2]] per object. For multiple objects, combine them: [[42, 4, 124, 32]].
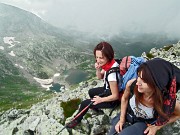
[[61, 98, 81, 119], [163, 45, 173, 51], [146, 53, 154, 59]]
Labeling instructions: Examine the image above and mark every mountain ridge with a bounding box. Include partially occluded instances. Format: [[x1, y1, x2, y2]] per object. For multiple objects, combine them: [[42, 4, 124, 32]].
[[0, 2, 179, 114], [0, 42, 179, 135]]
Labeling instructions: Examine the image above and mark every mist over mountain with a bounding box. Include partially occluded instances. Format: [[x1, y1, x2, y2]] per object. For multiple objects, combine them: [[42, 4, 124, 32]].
[[0, 2, 179, 113], [0, 2, 179, 87], [0, 2, 179, 134]]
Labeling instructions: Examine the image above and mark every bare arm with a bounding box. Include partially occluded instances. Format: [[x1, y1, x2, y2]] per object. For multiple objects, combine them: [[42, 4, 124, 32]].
[[92, 81, 119, 104], [115, 79, 136, 133], [102, 81, 119, 101], [144, 100, 180, 135]]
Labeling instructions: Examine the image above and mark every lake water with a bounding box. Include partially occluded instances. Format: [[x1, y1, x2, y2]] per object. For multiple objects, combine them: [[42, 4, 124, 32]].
[[49, 83, 61, 92], [49, 69, 89, 92], [65, 69, 89, 85]]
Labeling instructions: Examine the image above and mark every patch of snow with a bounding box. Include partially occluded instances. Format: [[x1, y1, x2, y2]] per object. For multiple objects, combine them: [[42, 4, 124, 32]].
[[9, 51, 16, 56], [14, 64, 24, 69], [19, 66, 24, 69], [54, 73, 60, 77], [41, 84, 52, 90], [14, 41, 20, 43], [4, 37, 15, 48], [8, 45, 15, 48], [3, 37, 20, 48], [34, 77, 53, 90], [33, 77, 53, 85], [0, 46, 4, 50], [3, 37, 15, 44]]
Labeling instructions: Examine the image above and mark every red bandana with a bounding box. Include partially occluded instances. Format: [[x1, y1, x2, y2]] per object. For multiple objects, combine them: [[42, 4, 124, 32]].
[[101, 59, 115, 71]]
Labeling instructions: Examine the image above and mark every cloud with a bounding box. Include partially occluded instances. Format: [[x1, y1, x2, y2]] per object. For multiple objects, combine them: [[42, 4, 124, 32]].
[[1, 0, 180, 37]]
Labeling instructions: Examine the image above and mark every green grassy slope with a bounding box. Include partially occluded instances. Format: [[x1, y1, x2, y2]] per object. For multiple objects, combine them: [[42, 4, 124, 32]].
[[0, 52, 53, 112]]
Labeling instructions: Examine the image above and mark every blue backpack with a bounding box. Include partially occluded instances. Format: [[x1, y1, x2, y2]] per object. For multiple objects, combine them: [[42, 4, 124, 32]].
[[105, 56, 146, 91]]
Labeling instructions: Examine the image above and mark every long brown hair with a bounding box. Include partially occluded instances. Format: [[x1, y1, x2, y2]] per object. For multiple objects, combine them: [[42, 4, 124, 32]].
[[93, 42, 114, 62], [134, 63, 168, 119]]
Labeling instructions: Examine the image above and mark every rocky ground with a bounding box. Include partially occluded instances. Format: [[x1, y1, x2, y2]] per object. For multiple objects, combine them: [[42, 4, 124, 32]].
[[0, 42, 180, 135]]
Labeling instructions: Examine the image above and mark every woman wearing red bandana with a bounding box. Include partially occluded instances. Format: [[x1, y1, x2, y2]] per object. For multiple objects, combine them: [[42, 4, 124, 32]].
[[67, 42, 121, 128]]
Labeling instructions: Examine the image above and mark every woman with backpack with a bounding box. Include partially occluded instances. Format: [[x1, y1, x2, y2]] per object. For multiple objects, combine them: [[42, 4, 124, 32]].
[[67, 41, 121, 128], [109, 58, 180, 135]]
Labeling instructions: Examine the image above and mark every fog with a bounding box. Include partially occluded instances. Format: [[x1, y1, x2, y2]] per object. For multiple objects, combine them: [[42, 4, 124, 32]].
[[1, 0, 180, 37]]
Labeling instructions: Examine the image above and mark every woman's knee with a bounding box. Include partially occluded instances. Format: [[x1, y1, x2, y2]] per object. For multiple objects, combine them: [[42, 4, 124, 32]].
[[80, 99, 92, 108], [111, 113, 120, 125], [88, 88, 95, 97], [88, 87, 104, 98], [108, 113, 120, 135], [119, 122, 147, 135]]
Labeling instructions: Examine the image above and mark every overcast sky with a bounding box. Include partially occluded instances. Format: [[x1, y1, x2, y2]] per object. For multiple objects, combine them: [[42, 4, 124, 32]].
[[1, 0, 180, 37]]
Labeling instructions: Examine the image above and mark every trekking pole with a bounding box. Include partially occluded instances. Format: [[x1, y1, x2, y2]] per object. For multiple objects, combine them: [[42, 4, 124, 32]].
[[69, 101, 94, 122], [112, 132, 118, 135], [58, 90, 108, 134], [58, 101, 94, 133]]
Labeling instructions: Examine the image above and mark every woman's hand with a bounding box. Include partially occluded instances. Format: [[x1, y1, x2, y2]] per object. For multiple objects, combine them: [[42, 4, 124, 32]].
[[115, 119, 125, 133], [91, 96, 103, 105], [95, 62, 104, 79], [95, 62, 101, 70], [144, 125, 160, 135]]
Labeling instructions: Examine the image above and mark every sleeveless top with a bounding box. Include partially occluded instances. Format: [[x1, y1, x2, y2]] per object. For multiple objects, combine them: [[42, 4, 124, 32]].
[[103, 62, 121, 90], [129, 95, 154, 119]]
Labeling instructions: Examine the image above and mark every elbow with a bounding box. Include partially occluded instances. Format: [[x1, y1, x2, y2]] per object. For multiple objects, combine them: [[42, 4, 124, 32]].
[[121, 96, 128, 103], [116, 94, 120, 100], [112, 94, 120, 101], [177, 114, 180, 120], [97, 75, 103, 79], [114, 96, 119, 101]]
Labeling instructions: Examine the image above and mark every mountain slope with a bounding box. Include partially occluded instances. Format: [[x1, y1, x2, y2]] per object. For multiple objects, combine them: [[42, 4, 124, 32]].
[[0, 51, 52, 112], [0, 3, 95, 83], [0, 3, 62, 37], [0, 3, 95, 111]]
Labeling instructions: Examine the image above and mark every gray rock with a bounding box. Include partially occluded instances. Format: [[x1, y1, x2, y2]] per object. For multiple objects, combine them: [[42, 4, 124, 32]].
[[0, 42, 180, 135], [29, 117, 40, 131]]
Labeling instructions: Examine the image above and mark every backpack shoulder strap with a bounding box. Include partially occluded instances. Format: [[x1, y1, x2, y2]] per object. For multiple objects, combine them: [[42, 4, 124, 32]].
[[120, 56, 132, 76], [106, 67, 120, 77], [125, 56, 130, 71], [127, 79, 136, 115], [129, 79, 137, 98], [115, 58, 122, 64], [105, 67, 120, 89]]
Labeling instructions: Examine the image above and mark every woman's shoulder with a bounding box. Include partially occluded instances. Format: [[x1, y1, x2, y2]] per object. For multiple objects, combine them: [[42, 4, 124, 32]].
[[126, 78, 137, 88], [112, 61, 119, 67]]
